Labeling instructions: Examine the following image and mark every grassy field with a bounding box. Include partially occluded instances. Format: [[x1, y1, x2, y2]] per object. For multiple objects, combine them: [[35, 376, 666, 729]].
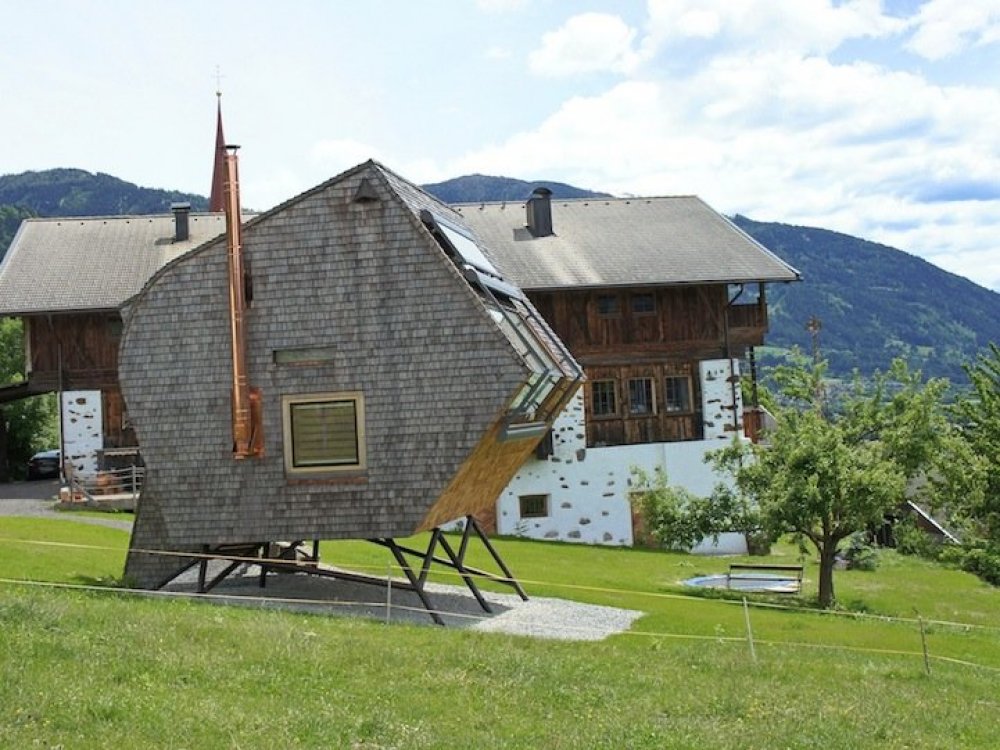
[[1, 516, 998, 749]]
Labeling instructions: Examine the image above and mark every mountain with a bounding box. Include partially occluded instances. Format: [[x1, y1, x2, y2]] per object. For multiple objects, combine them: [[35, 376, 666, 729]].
[[1, 168, 996, 382], [732, 216, 1000, 382], [421, 174, 610, 203], [0, 168, 206, 220]]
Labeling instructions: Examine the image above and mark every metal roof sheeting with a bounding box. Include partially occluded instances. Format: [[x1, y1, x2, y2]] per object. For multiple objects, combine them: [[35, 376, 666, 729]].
[[453, 196, 800, 290]]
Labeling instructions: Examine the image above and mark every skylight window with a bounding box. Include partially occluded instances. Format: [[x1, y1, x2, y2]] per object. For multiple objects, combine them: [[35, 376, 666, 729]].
[[429, 213, 501, 277]]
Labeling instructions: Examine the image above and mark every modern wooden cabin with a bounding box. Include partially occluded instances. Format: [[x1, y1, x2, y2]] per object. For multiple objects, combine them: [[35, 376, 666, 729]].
[[117, 159, 581, 594]]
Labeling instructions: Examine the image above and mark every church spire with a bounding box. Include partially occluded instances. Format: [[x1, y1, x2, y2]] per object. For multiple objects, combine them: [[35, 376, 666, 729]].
[[208, 91, 227, 212]]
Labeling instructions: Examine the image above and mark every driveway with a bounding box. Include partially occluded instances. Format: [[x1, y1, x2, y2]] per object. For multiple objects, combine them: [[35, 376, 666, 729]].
[[0, 479, 133, 531]]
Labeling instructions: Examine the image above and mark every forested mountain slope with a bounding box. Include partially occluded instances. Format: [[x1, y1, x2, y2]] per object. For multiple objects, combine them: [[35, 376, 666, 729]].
[[2, 168, 996, 382]]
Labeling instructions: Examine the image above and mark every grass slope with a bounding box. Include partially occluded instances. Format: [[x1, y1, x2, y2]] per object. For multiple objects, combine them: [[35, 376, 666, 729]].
[[1, 518, 998, 748]]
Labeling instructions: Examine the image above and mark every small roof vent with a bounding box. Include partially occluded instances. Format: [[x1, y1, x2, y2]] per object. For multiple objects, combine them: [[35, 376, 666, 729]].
[[526, 187, 553, 238], [353, 177, 380, 204]]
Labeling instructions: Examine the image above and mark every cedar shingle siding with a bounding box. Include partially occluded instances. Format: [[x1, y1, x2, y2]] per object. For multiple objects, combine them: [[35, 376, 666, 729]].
[[121, 163, 532, 586]]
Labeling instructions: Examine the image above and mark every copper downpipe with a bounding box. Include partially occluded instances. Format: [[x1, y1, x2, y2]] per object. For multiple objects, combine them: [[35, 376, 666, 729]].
[[223, 146, 263, 458]]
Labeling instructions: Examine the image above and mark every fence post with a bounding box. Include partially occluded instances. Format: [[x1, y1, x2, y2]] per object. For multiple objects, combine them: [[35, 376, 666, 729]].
[[743, 596, 757, 663], [918, 616, 931, 675], [385, 564, 392, 625]]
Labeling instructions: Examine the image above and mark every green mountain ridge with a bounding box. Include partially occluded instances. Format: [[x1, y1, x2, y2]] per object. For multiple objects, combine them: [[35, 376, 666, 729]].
[[0, 168, 995, 382]]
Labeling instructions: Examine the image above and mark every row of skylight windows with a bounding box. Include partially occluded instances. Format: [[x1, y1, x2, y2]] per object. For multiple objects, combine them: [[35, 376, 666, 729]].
[[590, 376, 692, 417]]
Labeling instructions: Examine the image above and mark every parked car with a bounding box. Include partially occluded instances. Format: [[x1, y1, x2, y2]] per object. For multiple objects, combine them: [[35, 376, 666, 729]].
[[26, 449, 60, 480]]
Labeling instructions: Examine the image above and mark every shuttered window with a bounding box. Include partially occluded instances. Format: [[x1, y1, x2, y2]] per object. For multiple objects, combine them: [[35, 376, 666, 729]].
[[282, 392, 366, 474]]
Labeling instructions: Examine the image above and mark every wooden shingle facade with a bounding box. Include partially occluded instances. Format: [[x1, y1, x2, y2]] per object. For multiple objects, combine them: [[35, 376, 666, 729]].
[[120, 161, 581, 586]]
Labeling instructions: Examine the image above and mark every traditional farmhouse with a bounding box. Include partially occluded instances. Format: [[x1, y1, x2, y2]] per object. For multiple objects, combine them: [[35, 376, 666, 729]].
[[118, 155, 582, 601], [0, 207, 228, 485], [456, 190, 800, 550]]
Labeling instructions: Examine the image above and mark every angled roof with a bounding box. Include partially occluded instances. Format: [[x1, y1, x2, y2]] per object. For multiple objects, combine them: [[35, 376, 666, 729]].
[[0, 213, 228, 315], [453, 195, 801, 290]]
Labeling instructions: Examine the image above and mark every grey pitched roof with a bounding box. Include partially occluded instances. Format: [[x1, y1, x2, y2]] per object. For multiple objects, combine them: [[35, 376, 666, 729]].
[[0, 214, 228, 315], [453, 196, 801, 290]]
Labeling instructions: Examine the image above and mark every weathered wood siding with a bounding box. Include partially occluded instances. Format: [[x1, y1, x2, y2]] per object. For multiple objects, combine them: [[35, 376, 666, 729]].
[[120, 164, 539, 586], [26, 313, 120, 391], [529, 286, 766, 446]]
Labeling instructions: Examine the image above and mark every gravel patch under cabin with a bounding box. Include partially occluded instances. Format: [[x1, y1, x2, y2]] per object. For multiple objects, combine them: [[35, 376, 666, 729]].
[[163, 563, 644, 641]]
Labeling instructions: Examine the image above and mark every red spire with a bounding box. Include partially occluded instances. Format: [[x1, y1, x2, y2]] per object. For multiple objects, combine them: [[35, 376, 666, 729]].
[[208, 94, 226, 212]]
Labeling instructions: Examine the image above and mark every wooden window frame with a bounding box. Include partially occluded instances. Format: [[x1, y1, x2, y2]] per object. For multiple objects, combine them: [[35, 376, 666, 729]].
[[627, 377, 657, 416], [590, 380, 617, 418], [630, 293, 656, 316], [519, 494, 549, 519], [595, 294, 621, 317], [281, 391, 367, 476], [663, 376, 693, 414]]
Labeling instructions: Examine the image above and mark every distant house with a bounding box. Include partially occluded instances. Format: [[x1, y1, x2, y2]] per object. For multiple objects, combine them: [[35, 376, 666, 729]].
[[0, 208, 229, 480], [457, 190, 800, 550], [118, 158, 581, 589]]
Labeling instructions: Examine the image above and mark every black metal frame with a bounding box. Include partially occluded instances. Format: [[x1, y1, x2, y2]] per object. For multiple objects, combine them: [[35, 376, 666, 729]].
[[149, 516, 526, 626]]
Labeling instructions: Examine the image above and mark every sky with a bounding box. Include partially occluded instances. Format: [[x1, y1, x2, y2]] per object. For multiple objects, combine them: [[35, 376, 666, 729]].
[[2, 0, 999, 290]]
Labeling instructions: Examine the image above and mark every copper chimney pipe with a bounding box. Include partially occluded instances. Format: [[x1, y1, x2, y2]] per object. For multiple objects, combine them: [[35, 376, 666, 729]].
[[223, 145, 262, 458]]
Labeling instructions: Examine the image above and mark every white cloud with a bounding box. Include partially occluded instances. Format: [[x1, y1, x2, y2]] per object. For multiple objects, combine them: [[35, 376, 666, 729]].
[[446, 44, 1000, 289], [529, 13, 640, 76], [476, 0, 527, 13], [640, 0, 907, 60], [905, 0, 1000, 60]]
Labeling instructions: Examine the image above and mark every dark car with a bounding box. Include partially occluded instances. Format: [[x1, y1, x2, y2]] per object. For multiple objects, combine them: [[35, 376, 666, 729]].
[[26, 449, 61, 480]]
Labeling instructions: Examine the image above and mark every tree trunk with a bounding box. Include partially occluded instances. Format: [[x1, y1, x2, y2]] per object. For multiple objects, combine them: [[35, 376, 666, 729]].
[[0, 407, 9, 482], [817, 543, 838, 609]]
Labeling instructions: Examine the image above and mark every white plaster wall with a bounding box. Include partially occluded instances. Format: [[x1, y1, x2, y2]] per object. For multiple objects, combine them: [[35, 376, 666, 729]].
[[496, 389, 749, 554], [700, 358, 743, 442], [61, 390, 103, 477]]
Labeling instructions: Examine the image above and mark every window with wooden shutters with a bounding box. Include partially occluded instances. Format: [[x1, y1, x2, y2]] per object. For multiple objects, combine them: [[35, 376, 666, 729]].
[[282, 392, 366, 474]]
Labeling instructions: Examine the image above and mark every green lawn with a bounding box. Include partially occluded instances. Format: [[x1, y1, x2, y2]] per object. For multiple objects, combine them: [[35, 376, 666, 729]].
[[1, 517, 998, 749]]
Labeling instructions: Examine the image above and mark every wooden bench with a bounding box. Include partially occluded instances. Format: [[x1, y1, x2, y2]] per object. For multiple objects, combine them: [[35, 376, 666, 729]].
[[727, 563, 804, 594]]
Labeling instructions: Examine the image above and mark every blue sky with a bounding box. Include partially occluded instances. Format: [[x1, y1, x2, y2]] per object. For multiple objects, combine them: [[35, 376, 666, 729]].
[[2, 0, 998, 290]]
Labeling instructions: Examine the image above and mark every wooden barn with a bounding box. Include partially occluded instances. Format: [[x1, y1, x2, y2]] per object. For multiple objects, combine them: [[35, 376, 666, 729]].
[[0, 207, 229, 488], [118, 155, 582, 613]]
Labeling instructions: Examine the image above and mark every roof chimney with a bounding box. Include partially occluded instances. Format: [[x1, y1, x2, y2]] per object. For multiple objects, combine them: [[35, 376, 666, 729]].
[[171, 202, 191, 242], [526, 187, 553, 238]]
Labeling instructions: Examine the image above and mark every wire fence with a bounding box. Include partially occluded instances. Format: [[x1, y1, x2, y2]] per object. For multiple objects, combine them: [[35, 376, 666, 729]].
[[1, 534, 999, 677]]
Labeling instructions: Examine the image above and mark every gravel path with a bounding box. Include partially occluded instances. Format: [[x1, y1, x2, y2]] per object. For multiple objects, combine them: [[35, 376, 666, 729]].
[[0, 480, 134, 531], [163, 563, 644, 640]]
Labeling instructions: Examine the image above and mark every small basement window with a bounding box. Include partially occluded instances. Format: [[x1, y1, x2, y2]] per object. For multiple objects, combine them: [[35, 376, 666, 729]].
[[664, 376, 692, 413], [591, 380, 617, 417], [282, 392, 366, 475], [628, 378, 656, 415], [519, 494, 549, 519]]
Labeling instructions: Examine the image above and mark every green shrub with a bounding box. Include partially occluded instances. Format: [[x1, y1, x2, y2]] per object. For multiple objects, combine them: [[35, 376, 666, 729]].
[[844, 533, 879, 571], [894, 517, 943, 560], [960, 544, 1000, 586]]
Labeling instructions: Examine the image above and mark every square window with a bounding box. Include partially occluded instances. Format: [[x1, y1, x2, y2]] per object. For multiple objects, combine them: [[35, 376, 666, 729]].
[[596, 295, 620, 317], [628, 378, 656, 415], [630, 293, 655, 315], [282, 392, 366, 474], [591, 380, 617, 417], [664, 376, 692, 413], [519, 494, 549, 518]]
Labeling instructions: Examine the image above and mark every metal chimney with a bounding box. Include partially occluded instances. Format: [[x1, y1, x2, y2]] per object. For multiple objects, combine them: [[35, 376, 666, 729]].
[[171, 202, 191, 242], [526, 187, 553, 237]]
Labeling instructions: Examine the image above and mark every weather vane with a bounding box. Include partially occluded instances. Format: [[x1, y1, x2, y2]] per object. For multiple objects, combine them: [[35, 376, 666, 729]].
[[215, 65, 224, 98]]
